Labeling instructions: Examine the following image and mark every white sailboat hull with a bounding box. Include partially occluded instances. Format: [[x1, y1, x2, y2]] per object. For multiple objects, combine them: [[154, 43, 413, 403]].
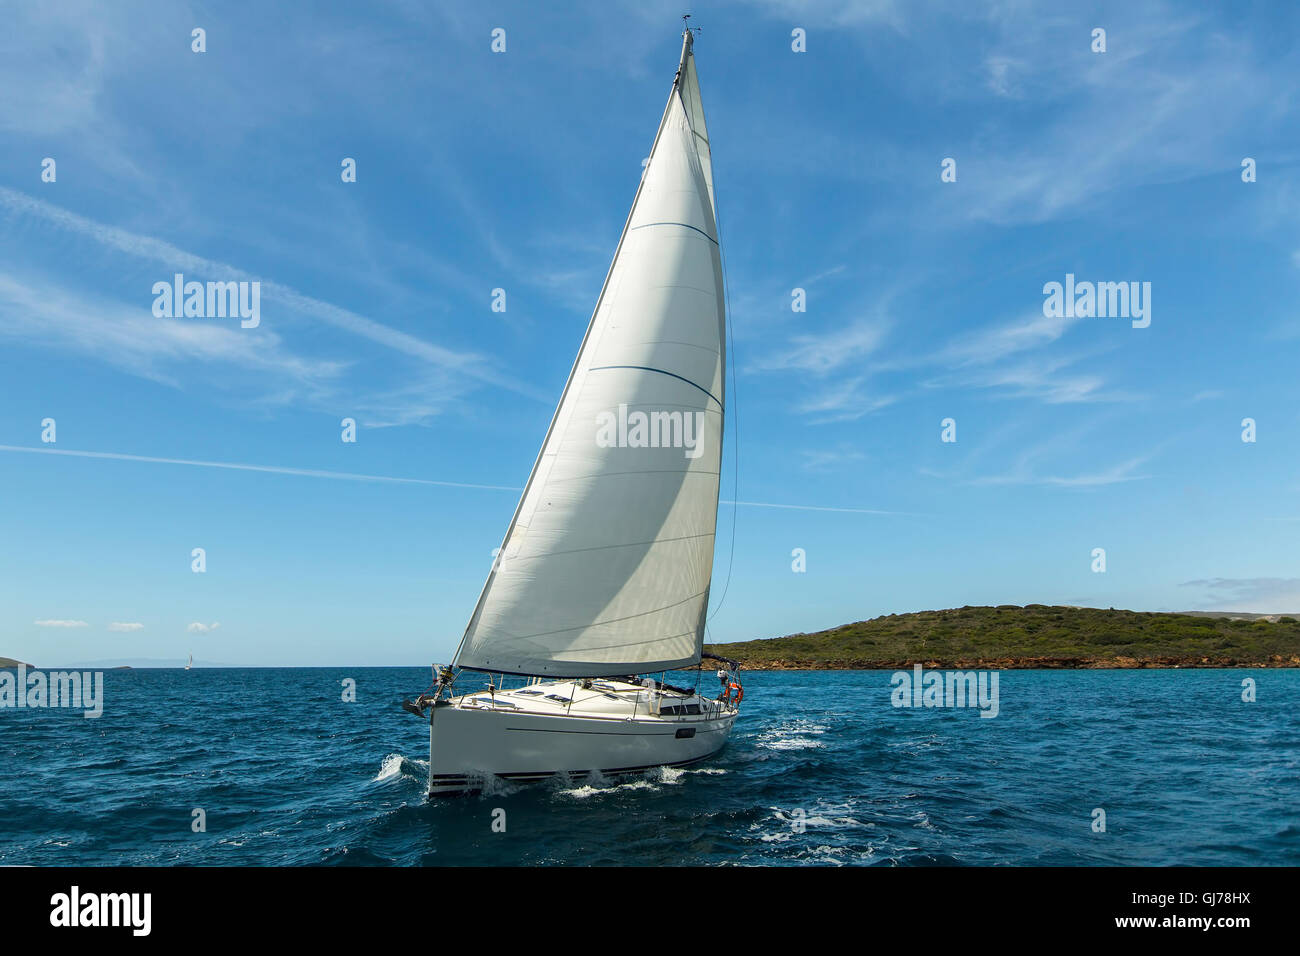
[[427, 682, 737, 795]]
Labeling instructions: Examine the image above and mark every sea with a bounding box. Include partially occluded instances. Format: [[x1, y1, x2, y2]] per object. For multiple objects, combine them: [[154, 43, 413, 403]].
[[1, 668, 1296, 866]]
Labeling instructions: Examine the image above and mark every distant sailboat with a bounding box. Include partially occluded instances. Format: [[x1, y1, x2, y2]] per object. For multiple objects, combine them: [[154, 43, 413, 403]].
[[185, 653, 192, 671], [405, 26, 743, 796]]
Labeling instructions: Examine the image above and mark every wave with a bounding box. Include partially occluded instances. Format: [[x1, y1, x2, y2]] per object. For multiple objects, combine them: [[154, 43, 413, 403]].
[[373, 753, 428, 784]]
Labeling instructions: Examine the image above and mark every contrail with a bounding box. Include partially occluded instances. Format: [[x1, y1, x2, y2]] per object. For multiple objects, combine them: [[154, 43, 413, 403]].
[[0, 445, 520, 492], [723, 499, 919, 516], [0, 444, 913, 515]]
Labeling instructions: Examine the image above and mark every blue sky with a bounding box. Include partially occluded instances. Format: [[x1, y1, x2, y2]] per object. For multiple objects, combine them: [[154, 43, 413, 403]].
[[1, 0, 1297, 667]]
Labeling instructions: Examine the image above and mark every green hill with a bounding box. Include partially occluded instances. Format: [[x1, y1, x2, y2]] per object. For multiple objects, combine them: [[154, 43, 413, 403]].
[[703, 605, 1300, 669], [0, 657, 33, 669]]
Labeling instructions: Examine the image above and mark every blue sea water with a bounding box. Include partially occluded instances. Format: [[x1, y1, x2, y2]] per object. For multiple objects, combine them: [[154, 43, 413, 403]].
[[1, 668, 1296, 866]]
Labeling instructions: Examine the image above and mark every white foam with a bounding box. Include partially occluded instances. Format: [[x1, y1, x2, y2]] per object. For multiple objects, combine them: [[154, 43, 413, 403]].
[[805, 847, 846, 865], [554, 769, 665, 799], [469, 770, 518, 797], [558, 785, 606, 800], [763, 737, 826, 751], [656, 766, 684, 784], [757, 720, 829, 751], [374, 753, 406, 781]]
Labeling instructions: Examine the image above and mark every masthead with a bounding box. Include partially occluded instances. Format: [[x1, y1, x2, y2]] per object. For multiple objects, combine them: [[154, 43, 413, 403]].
[[682, 13, 698, 46]]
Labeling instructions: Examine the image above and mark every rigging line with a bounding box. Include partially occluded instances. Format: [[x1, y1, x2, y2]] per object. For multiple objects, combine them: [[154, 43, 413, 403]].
[[706, 164, 740, 625]]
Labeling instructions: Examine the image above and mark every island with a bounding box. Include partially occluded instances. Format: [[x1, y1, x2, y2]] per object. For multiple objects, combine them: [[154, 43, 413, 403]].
[[702, 605, 1300, 669], [0, 657, 34, 669]]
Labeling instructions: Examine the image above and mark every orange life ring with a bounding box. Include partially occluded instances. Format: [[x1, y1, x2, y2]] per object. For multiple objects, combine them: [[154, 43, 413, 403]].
[[729, 682, 743, 704]]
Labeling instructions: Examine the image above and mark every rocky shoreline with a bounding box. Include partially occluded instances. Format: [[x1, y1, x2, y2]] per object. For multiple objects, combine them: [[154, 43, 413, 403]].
[[727, 654, 1300, 670]]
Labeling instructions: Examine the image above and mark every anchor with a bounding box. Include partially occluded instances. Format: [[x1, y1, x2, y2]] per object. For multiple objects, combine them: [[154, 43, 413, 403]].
[[402, 664, 455, 717]]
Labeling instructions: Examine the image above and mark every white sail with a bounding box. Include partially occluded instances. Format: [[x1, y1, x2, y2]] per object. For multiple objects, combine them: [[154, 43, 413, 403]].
[[455, 32, 725, 677]]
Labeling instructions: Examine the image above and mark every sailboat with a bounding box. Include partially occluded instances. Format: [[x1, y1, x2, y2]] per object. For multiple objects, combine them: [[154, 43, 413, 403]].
[[185, 653, 192, 671], [406, 25, 743, 796]]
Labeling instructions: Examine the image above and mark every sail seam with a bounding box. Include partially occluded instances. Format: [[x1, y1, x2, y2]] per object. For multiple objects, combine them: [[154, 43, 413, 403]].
[[536, 630, 698, 654], [547, 469, 722, 483], [496, 531, 715, 563], [562, 401, 721, 414], [588, 365, 723, 407], [629, 221, 718, 244], [626, 338, 719, 354], [494, 591, 710, 642]]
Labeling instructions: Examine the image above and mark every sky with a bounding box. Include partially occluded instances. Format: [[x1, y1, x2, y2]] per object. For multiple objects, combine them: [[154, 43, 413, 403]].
[[1, 0, 1297, 667]]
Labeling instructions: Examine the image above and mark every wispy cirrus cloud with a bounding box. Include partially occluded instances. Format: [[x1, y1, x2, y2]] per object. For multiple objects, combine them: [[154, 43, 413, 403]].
[[752, 316, 891, 375], [0, 267, 485, 427], [797, 377, 898, 424], [983, 55, 1025, 98], [924, 415, 1162, 489], [752, 312, 897, 422], [920, 305, 1142, 404], [757, 303, 1123, 422], [34, 619, 89, 628], [917, 309, 1131, 405], [939, 311, 1080, 367], [970, 452, 1153, 488], [0, 272, 347, 398], [930, 352, 1122, 405], [736, 1, 1296, 231], [801, 445, 867, 471], [904, 4, 1293, 227], [0, 188, 473, 372], [0, 188, 548, 421], [187, 622, 221, 634], [107, 622, 144, 632]]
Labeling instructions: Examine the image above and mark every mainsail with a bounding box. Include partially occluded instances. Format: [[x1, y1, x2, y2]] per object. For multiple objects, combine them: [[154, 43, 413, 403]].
[[455, 31, 725, 677]]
